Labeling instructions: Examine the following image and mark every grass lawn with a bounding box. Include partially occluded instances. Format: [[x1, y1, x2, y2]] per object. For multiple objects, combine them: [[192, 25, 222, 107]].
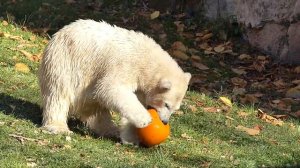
[[1, 1, 300, 167]]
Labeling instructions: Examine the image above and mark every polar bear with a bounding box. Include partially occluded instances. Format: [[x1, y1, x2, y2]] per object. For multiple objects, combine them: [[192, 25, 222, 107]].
[[39, 19, 191, 144]]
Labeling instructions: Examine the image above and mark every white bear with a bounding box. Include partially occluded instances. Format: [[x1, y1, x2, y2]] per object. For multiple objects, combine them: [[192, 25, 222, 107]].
[[39, 19, 191, 145]]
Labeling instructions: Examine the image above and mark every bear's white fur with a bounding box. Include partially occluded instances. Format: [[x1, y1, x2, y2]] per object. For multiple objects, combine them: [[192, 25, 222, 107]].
[[39, 19, 191, 144]]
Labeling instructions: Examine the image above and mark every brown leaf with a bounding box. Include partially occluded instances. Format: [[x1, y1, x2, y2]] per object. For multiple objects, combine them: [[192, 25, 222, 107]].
[[199, 42, 209, 50], [253, 60, 266, 72], [172, 50, 189, 60], [15, 63, 30, 73], [203, 107, 221, 113], [233, 87, 246, 95], [257, 109, 284, 126], [257, 55, 267, 60], [201, 33, 213, 40], [188, 48, 199, 55], [42, 39, 49, 44], [285, 85, 300, 99], [231, 77, 247, 87], [192, 62, 209, 70], [204, 50, 216, 55], [238, 54, 252, 60], [213, 45, 225, 53], [273, 79, 286, 89], [191, 55, 201, 62], [291, 110, 300, 118], [181, 133, 193, 140], [174, 21, 185, 32], [294, 66, 300, 73], [174, 110, 184, 115], [27, 162, 37, 168], [189, 75, 206, 85], [2, 20, 8, 26], [231, 68, 247, 75], [225, 116, 234, 120], [29, 35, 36, 41], [19, 50, 34, 61], [171, 41, 187, 52], [3, 33, 23, 41], [195, 32, 203, 37], [236, 125, 260, 136], [240, 94, 259, 104], [238, 111, 249, 118], [188, 105, 197, 112], [150, 11, 160, 20], [65, 0, 76, 4], [292, 80, 300, 85]]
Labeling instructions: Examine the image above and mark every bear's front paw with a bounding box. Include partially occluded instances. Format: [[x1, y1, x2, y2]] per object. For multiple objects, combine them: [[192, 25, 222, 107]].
[[42, 124, 73, 134], [131, 112, 152, 128]]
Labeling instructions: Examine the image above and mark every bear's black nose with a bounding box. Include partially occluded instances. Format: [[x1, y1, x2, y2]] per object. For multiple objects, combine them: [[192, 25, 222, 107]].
[[162, 119, 169, 125]]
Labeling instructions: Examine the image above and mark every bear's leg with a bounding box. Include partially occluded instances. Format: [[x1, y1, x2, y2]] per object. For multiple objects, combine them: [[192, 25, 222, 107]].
[[96, 84, 152, 128], [120, 117, 140, 145], [42, 95, 71, 134], [85, 107, 119, 139]]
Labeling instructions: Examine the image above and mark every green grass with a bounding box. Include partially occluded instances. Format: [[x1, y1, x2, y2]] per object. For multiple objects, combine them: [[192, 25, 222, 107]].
[[1, 2, 300, 167]]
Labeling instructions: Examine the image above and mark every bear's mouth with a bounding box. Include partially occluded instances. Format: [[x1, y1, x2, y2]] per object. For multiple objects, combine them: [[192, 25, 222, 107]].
[[147, 106, 156, 111]]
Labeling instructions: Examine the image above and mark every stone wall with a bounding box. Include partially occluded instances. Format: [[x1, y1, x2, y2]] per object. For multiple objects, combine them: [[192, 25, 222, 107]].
[[148, 0, 300, 64], [204, 0, 300, 64]]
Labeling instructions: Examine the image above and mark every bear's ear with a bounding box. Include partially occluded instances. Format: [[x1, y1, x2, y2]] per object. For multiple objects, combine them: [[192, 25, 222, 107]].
[[184, 72, 191, 83], [158, 78, 172, 91]]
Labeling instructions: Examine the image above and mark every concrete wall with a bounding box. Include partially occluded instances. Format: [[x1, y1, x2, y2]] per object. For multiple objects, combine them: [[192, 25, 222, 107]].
[[204, 0, 300, 64]]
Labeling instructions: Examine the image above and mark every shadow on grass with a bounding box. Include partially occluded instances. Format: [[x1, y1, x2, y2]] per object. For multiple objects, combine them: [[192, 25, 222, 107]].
[[0, 93, 42, 125], [0, 0, 140, 35], [0, 93, 93, 137]]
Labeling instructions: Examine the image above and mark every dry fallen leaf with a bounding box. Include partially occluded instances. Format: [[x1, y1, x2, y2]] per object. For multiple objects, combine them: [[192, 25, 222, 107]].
[[213, 45, 225, 53], [150, 11, 160, 20], [291, 110, 300, 118], [65, 0, 76, 4], [238, 111, 249, 118], [2, 20, 8, 26], [231, 68, 247, 75], [188, 105, 197, 112], [285, 85, 300, 99], [232, 87, 246, 95], [27, 162, 37, 168], [199, 42, 209, 50], [231, 77, 247, 87], [236, 125, 260, 136], [15, 63, 30, 73], [65, 136, 71, 141], [181, 133, 193, 140], [294, 66, 300, 73], [219, 96, 233, 107], [238, 54, 252, 60], [214, 44, 225, 53], [273, 79, 286, 89], [292, 80, 300, 85], [253, 60, 266, 72], [19, 50, 35, 61], [191, 55, 201, 62], [257, 109, 284, 126], [171, 41, 187, 52], [201, 33, 213, 40], [174, 110, 184, 115], [172, 50, 189, 60], [240, 94, 259, 104], [192, 62, 209, 70], [203, 107, 221, 113]]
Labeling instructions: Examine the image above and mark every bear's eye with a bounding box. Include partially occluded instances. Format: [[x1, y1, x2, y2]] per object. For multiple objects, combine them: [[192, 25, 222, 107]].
[[165, 103, 170, 110]]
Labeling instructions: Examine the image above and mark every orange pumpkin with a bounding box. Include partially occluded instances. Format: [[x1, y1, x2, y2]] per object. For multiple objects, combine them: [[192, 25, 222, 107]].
[[137, 109, 170, 147]]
